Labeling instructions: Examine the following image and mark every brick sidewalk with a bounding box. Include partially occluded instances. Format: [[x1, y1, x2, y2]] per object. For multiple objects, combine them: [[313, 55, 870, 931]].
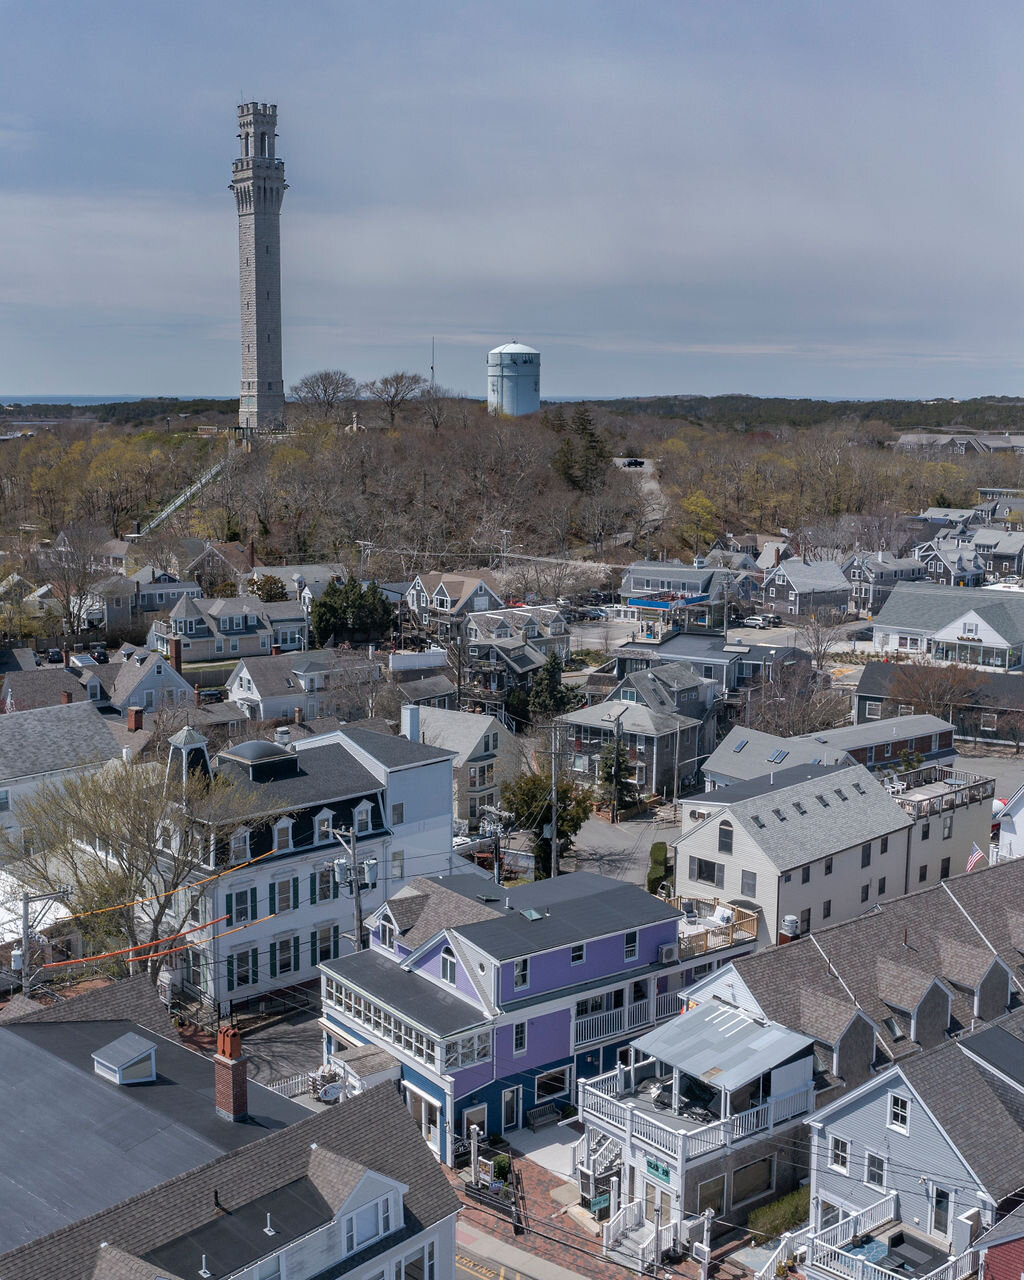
[[443, 1153, 754, 1280]]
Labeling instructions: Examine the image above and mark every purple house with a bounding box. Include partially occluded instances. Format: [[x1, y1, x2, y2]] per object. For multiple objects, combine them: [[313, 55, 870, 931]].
[[319, 871, 687, 1163]]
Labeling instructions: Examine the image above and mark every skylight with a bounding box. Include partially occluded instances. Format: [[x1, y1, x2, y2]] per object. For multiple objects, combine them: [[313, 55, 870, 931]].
[[521, 908, 543, 921], [772, 808, 786, 822], [852, 783, 865, 795], [834, 789, 847, 801], [733, 739, 748, 753], [766, 749, 789, 763], [793, 802, 806, 815], [816, 794, 830, 808], [752, 815, 765, 829]]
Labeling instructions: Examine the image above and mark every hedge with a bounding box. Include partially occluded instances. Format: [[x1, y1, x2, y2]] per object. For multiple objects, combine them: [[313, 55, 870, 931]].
[[647, 841, 669, 895], [746, 1184, 811, 1241]]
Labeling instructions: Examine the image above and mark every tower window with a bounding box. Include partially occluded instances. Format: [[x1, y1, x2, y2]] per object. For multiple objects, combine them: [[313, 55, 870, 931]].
[[267, 381, 272, 391], [260, 131, 268, 157]]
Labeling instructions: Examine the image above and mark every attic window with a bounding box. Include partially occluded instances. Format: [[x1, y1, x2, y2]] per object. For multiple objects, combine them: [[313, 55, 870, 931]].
[[772, 808, 786, 822], [834, 789, 848, 802], [793, 802, 806, 815]]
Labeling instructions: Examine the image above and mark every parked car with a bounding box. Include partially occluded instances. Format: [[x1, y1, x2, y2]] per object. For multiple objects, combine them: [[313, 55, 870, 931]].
[[198, 687, 225, 703], [46, 648, 63, 663], [89, 644, 108, 664], [742, 616, 769, 629], [623, 457, 645, 468]]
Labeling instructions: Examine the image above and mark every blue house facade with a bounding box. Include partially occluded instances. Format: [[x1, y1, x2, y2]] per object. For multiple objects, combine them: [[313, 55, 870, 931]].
[[319, 872, 686, 1163]]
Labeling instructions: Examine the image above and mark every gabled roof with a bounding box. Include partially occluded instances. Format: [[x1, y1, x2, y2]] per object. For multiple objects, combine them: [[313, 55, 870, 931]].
[[0, 701, 138, 785], [379, 876, 501, 950], [409, 571, 502, 610], [415, 708, 499, 765], [704, 725, 849, 782], [336, 726, 454, 769], [725, 858, 1024, 1058], [110, 651, 190, 705], [0, 667, 96, 712], [231, 649, 375, 699], [184, 540, 260, 576], [875, 582, 1024, 638], [559, 698, 698, 738], [763, 556, 850, 593], [686, 762, 912, 873]]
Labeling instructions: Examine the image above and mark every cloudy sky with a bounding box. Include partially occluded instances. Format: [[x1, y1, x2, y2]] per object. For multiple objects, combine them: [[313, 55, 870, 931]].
[[3, 1, 1024, 400]]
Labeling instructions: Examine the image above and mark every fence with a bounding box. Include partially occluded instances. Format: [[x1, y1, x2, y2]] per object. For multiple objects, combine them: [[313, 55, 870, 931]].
[[267, 1072, 311, 1098]]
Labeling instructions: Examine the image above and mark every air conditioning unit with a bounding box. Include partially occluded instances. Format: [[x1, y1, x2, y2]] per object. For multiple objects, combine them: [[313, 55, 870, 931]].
[[658, 942, 679, 964], [689, 809, 709, 822]]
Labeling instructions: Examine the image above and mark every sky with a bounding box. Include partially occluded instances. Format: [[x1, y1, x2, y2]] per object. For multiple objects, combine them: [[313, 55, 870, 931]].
[[3, 1, 1024, 400]]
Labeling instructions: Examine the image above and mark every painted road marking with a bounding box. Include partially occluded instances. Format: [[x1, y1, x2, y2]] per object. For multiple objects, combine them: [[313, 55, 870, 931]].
[[457, 1254, 499, 1280]]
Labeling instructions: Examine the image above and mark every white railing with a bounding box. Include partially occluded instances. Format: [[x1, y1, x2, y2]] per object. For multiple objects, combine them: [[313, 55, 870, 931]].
[[267, 1071, 310, 1098], [586, 1090, 630, 1130], [925, 1250, 977, 1280], [628, 998, 651, 1030], [571, 1134, 586, 1172], [809, 1195, 898, 1275], [633, 1111, 681, 1157], [640, 1219, 678, 1269], [656, 989, 681, 1019], [733, 1100, 771, 1138], [772, 1085, 813, 1122], [587, 1069, 620, 1096], [859, 1194, 899, 1234], [603, 1198, 644, 1251], [574, 1007, 625, 1047], [755, 1225, 816, 1280]]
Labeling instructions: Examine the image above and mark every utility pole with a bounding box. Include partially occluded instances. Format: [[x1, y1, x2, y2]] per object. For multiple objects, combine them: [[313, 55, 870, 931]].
[[333, 827, 369, 951], [611, 710, 622, 824], [356, 540, 372, 579], [550, 721, 559, 877]]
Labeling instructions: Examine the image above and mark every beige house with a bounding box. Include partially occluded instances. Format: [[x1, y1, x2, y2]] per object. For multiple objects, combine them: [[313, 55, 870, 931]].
[[404, 704, 518, 828]]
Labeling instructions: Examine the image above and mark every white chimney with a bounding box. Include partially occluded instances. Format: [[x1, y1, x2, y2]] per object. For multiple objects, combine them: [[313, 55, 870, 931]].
[[121, 746, 132, 764], [401, 703, 420, 743]]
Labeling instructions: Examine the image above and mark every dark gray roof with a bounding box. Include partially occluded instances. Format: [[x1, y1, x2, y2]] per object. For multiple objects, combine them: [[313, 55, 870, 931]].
[[976, 1200, 1024, 1249], [323, 947, 485, 1036], [899, 1011, 1024, 1200], [0, 973, 173, 1037], [397, 672, 458, 702], [764, 557, 850, 593], [214, 741, 382, 820], [340, 726, 454, 768], [0, 1082, 459, 1280], [690, 762, 912, 872], [382, 876, 502, 949], [0, 667, 93, 711], [705, 726, 850, 782], [857, 660, 1024, 711], [875, 582, 1024, 639], [0, 1016, 306, 1254], [729, 857, 1024, 1059], [0, 701, 134, 784], [452, 871, 681, 961], [92, 1031, 155, 1071], [231, 648, 374, 699]]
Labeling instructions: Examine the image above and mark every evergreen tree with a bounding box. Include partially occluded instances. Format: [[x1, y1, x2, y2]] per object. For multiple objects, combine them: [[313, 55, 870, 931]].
[[500, 772, 592, 878], [598, 738, 637, 811], [246, 573, 289, 603], [528, 652, 580, 723]]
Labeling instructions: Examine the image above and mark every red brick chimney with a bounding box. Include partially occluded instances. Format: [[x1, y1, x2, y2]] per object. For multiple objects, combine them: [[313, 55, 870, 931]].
[[194, 682, 201, 708], [214, 1027, 248, 1122], [774, 547, 781, 567], [60, 690, 73, 705], [63, 647, 71, 669], [168, 637, 182, 674], [125, 706, 144, 732]]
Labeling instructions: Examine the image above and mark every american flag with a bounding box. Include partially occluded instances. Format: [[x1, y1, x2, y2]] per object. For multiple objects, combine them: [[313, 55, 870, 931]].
[[966, 843, 986, 872]]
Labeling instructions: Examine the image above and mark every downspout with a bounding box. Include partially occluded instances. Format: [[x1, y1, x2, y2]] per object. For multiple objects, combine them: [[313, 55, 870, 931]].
[[904, 821, 912, 897]]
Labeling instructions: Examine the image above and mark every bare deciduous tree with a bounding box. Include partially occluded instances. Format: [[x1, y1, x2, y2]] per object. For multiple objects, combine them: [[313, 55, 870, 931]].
[[362, 371, 428, 428], [289, 370, 359, 427], [795, 608, 848, 670], [747, 663, 850, 737], [0, 756, 269, 984], [47, 523, 107, 639], [883, 661, 979, 722], [419, 383, 455, 432]]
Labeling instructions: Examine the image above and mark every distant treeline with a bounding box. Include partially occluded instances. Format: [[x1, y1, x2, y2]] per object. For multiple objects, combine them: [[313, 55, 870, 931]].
[[595, 393, 1024, 433], [0, 398, 239, 423]]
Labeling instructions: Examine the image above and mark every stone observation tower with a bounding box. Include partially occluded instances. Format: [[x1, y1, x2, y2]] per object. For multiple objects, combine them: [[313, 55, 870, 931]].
[[231, 102, 287, 434]]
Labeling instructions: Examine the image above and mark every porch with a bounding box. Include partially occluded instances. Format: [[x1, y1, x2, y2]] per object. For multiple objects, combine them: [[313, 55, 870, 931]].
[[797, 1195, 977, 1280], [573, 987, 681, 1049], [663, 894, 760, 959]]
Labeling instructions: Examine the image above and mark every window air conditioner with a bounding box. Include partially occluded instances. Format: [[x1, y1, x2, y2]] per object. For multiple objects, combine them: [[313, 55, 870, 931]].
[[658, 942, 679, 964]]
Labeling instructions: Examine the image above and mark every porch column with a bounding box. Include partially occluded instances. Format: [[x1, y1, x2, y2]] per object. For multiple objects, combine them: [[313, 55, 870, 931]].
[[671, 1067, 679, 1112]]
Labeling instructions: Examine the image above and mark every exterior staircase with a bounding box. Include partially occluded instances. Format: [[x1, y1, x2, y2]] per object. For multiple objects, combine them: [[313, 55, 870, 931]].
[[591, 1133, 621, 1176]]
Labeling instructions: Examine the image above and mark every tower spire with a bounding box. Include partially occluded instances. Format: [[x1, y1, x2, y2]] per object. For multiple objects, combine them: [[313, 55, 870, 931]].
[[231, 102, 287, 436]]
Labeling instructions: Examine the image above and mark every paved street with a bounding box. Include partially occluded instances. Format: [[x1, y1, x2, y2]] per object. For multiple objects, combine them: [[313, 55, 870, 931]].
[[563, 812, 679, 885]]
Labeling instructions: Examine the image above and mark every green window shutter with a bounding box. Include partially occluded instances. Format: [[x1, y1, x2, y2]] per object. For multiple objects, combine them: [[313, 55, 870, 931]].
[[226, 954, 234, 992], [268, 882, 276, 914], [332, 924, 340, 959], [251, 947, 259, 983], [292, 877, 299, 910], [269, 942, 277, 978], [225, 893, 233, 927], [292, 935, 300, 971], [309, 872, 317, 905], [250, 887, 258, 920], [310, 930, 318, 967]]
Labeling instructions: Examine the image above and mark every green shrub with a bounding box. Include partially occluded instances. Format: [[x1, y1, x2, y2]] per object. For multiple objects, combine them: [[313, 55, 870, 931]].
[[647, 841, 669, 895], [492, 1154, 511, 1182], [746, 1185, 811, 1241]]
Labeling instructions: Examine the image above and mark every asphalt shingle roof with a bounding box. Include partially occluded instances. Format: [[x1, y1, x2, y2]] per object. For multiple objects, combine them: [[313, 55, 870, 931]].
[[874, 582, 1024, 639], [0, 701, 134, 784], [339, 726, 454, 768]]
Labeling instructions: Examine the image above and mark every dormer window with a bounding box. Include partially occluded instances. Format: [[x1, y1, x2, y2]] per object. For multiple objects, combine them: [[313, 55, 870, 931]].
[[441, 946, 457, 985], [316, 812, 333, 843], [354, 803, 371, 835], [230, 829, 250, 862], [380, 916, 395, 949], [274, 819, 292, 851], [344, 1195, 393, 1256]]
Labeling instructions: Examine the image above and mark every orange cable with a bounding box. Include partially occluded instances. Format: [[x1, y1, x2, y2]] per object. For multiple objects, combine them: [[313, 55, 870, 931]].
[[38, 911, 276, 970]]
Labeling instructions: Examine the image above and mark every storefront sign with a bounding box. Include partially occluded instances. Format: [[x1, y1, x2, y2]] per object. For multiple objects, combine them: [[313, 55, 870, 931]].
[[646, 1157, 671, 1183]]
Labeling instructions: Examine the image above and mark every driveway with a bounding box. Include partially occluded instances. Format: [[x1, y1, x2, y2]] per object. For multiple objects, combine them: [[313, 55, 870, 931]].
[[242, 1008, 324, 1086], [562, 812, 679, 885]]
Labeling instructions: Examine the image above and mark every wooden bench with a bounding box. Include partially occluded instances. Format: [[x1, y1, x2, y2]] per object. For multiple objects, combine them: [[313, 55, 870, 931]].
[[526, 1103, 561, 1131]]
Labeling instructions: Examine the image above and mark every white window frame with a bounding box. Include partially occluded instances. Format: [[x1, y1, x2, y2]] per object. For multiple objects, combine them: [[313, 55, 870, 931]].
[[274, 818, 293, 851], [888, 1093, 910, 1133], [229, 828, 250, 862], [274, 877, 294, 913], [624, 929, 639, 961], [829, 1135, 850, 1174], [355, 801, 372, 834], [865, 1150, 887, 1190], [513, 957, 529, 989], [571, 943, 586, 966], [535, 1065, 572, 1101], [440, 946, 457, 985]]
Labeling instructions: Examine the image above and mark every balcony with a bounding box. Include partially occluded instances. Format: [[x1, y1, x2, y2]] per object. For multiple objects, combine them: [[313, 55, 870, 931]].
[[661, 894, 759, 959], [578, 1060, 813, 1164], [885, 765, 994, 820], [573, 990, 680, 1049], [798, 1195, 978, 1280]]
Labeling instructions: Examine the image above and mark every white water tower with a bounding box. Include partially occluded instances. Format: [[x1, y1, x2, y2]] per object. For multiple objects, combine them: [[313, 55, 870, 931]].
[[487, 342, 541, 416]]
